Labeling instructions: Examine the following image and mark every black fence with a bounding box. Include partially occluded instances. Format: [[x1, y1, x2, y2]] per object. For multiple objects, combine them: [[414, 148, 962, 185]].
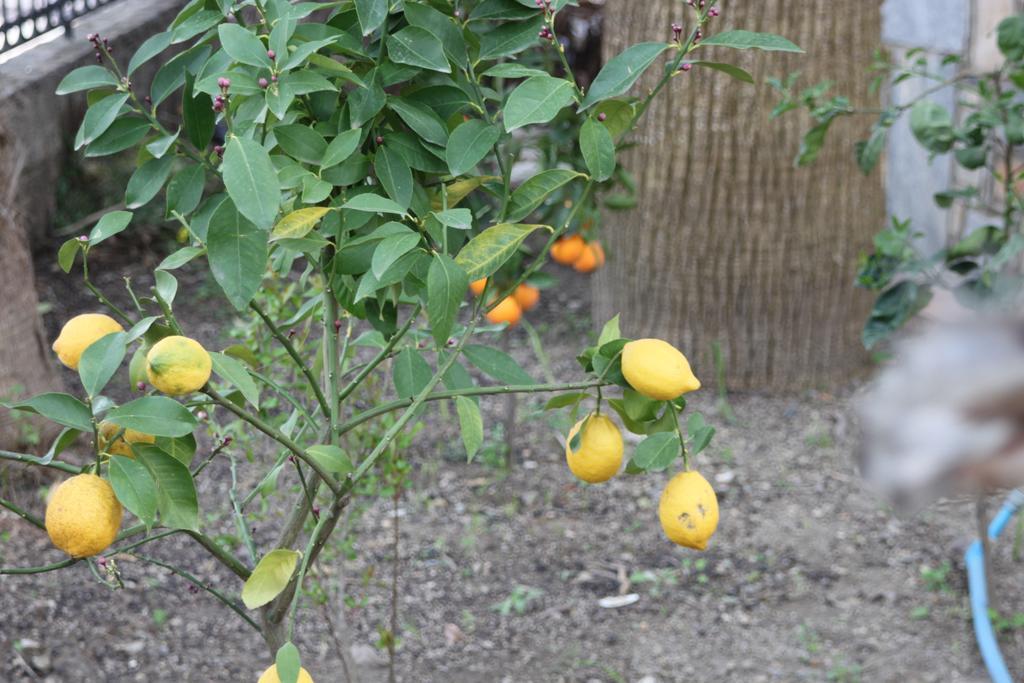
[[2, 0, 119, 54]]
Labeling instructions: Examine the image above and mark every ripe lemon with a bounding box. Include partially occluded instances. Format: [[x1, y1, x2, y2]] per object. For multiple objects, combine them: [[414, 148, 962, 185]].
[[485, 296, 522, 327], [551, 234, 586, 265], [572, 241, 605, 273], [513, 283, 540, 311], [658, 470, 719, 550], [45, 473, 123, 558], [469, 278, 488, 296], [565, 413, 623, 483], [98, 421, 155, 457], [146, 335, 212, 396], [258, 665, 315, 683], [621, 338, 700, 400], [52, 313, 124, 370]]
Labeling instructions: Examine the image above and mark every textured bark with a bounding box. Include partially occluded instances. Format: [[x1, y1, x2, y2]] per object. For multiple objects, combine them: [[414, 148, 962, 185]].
[[594, 0, 885, 391], [0, 133, 63, 448]]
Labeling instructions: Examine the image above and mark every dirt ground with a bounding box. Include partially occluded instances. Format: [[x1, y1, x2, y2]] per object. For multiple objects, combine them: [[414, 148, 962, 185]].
[[0, 227, 1016, 682]]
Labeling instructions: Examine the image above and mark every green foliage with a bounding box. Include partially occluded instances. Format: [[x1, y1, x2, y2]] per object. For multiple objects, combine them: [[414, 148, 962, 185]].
[[0, 0, 793, 669], [772, 19, 1024, 347]]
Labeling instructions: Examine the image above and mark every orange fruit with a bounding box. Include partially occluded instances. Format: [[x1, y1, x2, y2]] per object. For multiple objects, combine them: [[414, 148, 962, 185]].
[[573, 241, 605, 273], [485, 296, 522, 327], [513, 284, 540, 311], [551, 235, 586, 265], [469, 278, 488, 296]]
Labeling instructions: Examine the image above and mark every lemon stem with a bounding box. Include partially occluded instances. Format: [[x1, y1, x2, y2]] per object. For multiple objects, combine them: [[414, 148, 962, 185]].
[[250, 301, 331, 420], [669, 401, 689, 470]]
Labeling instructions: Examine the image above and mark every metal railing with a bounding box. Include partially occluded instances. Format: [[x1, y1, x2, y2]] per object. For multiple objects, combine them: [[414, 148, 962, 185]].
[[2, 0, 119, 54]]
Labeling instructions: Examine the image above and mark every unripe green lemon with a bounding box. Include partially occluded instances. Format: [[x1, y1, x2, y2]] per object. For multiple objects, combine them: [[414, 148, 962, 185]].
[[45, 474, 123, 558], [565, 414, 623, 484], [621, 338, 700, 401], [258, 665, 315, 683], [52, 314, 124, 370], [658, 470, 719, 550], [145, 335, 212, 396]]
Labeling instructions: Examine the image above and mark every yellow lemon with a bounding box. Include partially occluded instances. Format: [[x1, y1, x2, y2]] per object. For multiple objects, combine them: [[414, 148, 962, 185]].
[[52, 313, 124, 370], [98, 421, 155, 457], [146, 336, 212, 396], [258, 665, 315, 683], [45, 474, 123, 558], [621, 338, 700, 401], [658, 470, 719, 550], [565, 414, 623, 483]]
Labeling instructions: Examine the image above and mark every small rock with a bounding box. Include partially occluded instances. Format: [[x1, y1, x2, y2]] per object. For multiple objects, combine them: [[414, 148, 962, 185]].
[[715, 470, 736, 485], [444, 622, 465, 646], [636, 676, 659, 683], [351, 643, 388, 668]]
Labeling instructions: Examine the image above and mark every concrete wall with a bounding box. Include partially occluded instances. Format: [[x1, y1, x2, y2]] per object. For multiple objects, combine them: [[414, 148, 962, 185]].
[[0, 0, 186, 243], [881, 0, 1022, 252]]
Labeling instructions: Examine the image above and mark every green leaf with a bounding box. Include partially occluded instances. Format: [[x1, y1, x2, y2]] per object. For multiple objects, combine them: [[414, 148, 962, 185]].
[[446, 119, 501, 176], [471, 0, 537, 21], [39, 427, 81, 465], [387, 26, 451, 73], [341, 193, 407, 215], [597, 316, 622, 346], [8, 393, 92, 432], [506, 171, 584, 222], [686, 60, 755, 84], [305, 445, 354, 476], [147, 130, 180, 159], [432, 209, 473, 230], [909, 100, 955, 154], [483, 65, 547, 79], [631, 432, 680, 472], [106, 397, 198, 437], [463, 344, 535, 385], [544, 393, 589, 410], [135, 445, 199, 531], [504, 76, 576, 131], [171, 9, 221, 43], [275, 643, 302, 683], [210, 352, 260, 409], [85, 117, 151, 157], [999, 15, 1024, 60], [454, 396, 483, 462], [698, 30, 803, 53], [580, 43, 670, 111], [218, 23, 273, 67], [455, 223, 546, 279], [388, 97, 449, 147], [375, 145, 414, 209], [355, 0, 388, 35], [89, 210, 133, 246], [57, 239, 81, 273], [166, 164, 206, 218], [271, 207, 332, 241], [223, 136, 281, 229], [687, 412, 715, 456], [78, 332, 127, 398], [128, 31, 172, 75], [427, 254, 469, 347], [207, 199, 269, 310], [479, 16, 545, 60], [155, 434, 197, 466], [242, 549, 301, 609], [183, 74, 215, 150], [393, 348, 433, 399], [76, 93, 130, 149], [125, 155, 174, 209], [372, 232, 421, 279], [109, 455, 157, 528], [321, 129, 363, 169], [579, 118, 616, 182], [275, 124, 328, 165], [56, 65, 118, 94]]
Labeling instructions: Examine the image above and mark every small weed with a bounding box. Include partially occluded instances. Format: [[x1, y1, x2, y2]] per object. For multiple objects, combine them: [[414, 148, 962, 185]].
[[491, 585, 544, 616], [920, 562, 953, 594], [827, 662, 862, 682], [151, 608, 169, 627], [805, 431, 834, 449], [910, 606, 930, 621], [629, 568, 680, 597], [989, 609, 1024, 633]]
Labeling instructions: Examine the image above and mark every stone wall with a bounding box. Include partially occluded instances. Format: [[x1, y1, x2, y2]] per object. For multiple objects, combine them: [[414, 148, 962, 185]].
[[881, 0, 1022, 252]]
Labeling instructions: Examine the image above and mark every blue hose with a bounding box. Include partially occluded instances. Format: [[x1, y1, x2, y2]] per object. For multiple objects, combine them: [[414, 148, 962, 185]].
[[966, 490, 1024, 683]]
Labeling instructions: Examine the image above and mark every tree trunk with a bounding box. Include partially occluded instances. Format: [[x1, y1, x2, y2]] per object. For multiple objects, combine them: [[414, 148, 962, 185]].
[[0, 127, 63, 449], [594, 0, 885, 391]]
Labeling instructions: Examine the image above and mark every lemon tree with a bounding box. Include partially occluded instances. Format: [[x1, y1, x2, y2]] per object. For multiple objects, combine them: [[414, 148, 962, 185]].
[[1, 1, 797, 678]]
